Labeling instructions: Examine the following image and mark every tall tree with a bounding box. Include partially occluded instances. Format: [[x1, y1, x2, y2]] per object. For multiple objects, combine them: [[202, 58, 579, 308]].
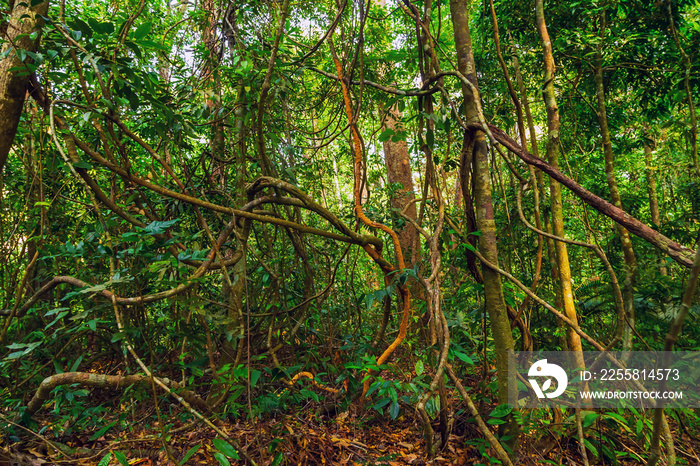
[[593, 13, 637, 354], [535, 0, 585, 368], [449, 0, 517, 448], [381, 107, 420, 269], [0, 0, 50, 176]]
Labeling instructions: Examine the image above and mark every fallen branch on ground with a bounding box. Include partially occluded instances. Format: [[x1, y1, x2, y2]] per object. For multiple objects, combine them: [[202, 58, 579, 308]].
[[25, 372, 210, 416]]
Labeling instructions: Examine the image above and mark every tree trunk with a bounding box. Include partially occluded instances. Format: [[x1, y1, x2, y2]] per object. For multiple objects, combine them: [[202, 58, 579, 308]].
[[0, 0, 50, 176], [203, 1, 247, 397], [645, 140, 661, 229], [644, 135, 667, 276], [449, 0, 517, 450], [667, 1, 699, 179], [535, 0, 585, 367], [593, 28, 637, 354], [381, 106, 420, 269]]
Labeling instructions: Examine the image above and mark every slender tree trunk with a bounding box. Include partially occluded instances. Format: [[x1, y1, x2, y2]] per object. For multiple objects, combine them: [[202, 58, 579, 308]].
[[644, 135, 667, 276], [449, 0, 517, 450], [535, 0, 585, 367], [203, 1, 248, 396], [511, 38, 566, 351], [645, 141, 661, 229], [668, 1, 699, 179], [0, 0, 50, 176], [202, 0, 226, 182], [593, 21, 637, 354]]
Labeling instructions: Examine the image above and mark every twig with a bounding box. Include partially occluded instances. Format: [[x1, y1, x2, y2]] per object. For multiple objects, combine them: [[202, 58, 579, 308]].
[[0, 412, 67, 458]]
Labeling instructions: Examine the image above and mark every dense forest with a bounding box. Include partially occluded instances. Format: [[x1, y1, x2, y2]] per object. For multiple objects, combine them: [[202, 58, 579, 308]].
[[0, 0, 699, 464]]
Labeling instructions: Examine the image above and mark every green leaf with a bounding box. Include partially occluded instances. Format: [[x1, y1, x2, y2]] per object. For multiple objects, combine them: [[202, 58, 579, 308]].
[[87, 18, 115, 35], [365, 380, 380, 397], [90, 421, 117, 441], [6, 343, 29, 349], [454, 351, 474, 365], [73, 160, 93, 170], [114, 451, 129, 466], [132, 22, 152, 40], [143, 219, 179, 235], [364, 292, 374, 310], [272, 452, 285, 466], [389, 400, 400, 419], [79, 283, 107, 294], [181, 444, 201, 463], [300, 388, 319, 402], [213, 452, 230, 466], [67, 18, 92, 38], [33, 201, 51, 207], [212, 438, 240, 459], [137, 40, 170, 52], [45, 307, 69, 316], [391, 131, 406, 142], [582, 412, 599, 428], [604, 413, 631, 431], [148, 261, 170, 273], [490, 404, 513, 418], [97, 452, 112, 466], [415, 360, 424, 376], [45, 310, 69, 329], [124, 40, 142, 60], [583, 439, 599, 458], [250, 370, 262, 387], [378, 128, 395, 142], [5, 341, 41, 360], [70, 355, 83, 372], [372, 397, 391, 411]]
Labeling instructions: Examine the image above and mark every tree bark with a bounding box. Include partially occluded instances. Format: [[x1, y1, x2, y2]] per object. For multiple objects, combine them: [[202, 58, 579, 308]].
[[667, 1, 699, 179], [472, 122, 696, 268], [644, 134, 668, 277], [381, 106, 420, 268], [449, 0, 517, 450], [593, 22, 637, 354], [535, 0, 586, 369], [0, 0, 50, 176], [200, 1, 249, 394], [645, 139, 661, 229], [511, 40, 565, 349], [27, 372, 210, 416]]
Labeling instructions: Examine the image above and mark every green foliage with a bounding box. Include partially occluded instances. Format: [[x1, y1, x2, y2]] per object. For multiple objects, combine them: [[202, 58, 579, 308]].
[[0, 0, 698, 462]]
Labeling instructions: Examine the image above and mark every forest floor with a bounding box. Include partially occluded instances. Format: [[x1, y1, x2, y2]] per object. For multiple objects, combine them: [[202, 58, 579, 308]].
[[1, 396, 664, 465], [1, 351, 691, 465]]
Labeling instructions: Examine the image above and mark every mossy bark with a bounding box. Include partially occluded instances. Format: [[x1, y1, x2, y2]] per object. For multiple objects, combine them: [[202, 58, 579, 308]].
[[593, 36, 637, 354], [535, 0, 586, 368], [0, 0, 50, 175], [449, 0, 518, 451]]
